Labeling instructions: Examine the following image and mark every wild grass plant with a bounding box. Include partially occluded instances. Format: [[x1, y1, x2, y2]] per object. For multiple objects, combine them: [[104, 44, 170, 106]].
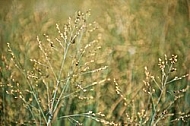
[[1, 11, 116, 126], [113, 54, 189, 125], [1, 0, 190, 126]]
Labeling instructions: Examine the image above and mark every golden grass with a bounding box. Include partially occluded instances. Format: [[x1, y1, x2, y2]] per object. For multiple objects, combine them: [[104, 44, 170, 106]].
[[0, 1, 190, 125]]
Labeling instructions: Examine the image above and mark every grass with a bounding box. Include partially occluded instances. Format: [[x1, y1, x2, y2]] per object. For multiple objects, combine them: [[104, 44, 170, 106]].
[[1, 10, 114, 126], [0, 0, 190, 126]]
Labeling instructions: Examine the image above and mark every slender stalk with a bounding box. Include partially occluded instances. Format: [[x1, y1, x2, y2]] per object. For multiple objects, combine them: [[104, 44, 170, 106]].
[[47, 42, 71, 125], [8, 43, 47, 123]]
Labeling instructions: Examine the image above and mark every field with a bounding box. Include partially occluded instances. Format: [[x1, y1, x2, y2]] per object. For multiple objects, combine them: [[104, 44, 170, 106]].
[[0, 0, 190, 125]]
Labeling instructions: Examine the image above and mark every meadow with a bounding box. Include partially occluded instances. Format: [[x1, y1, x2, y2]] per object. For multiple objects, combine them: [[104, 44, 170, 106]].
[[0, 0, 190, 125]]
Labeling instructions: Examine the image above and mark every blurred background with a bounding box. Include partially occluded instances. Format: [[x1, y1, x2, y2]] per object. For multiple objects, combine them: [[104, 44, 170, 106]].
[[1, 0, 190, 69], [0, 0, 190, 125]]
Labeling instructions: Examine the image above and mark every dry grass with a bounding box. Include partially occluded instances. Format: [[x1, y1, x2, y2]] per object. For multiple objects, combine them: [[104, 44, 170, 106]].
[[1, 10, 115, 126], [0, 0, 190, 126]]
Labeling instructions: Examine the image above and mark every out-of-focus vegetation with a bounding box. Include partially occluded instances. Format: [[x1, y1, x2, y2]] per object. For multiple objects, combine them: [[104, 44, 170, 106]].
[[1, 0, 190, 125]]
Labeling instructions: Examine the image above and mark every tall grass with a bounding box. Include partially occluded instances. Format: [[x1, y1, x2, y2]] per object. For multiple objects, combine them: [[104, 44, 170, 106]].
[[113, 54, 189, 125], [1, 0, 190, 126], [1, 10, 116, 126]]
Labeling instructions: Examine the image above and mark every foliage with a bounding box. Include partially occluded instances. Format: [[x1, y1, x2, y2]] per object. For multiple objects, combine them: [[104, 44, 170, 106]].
[[0, 0, 190, 125]]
